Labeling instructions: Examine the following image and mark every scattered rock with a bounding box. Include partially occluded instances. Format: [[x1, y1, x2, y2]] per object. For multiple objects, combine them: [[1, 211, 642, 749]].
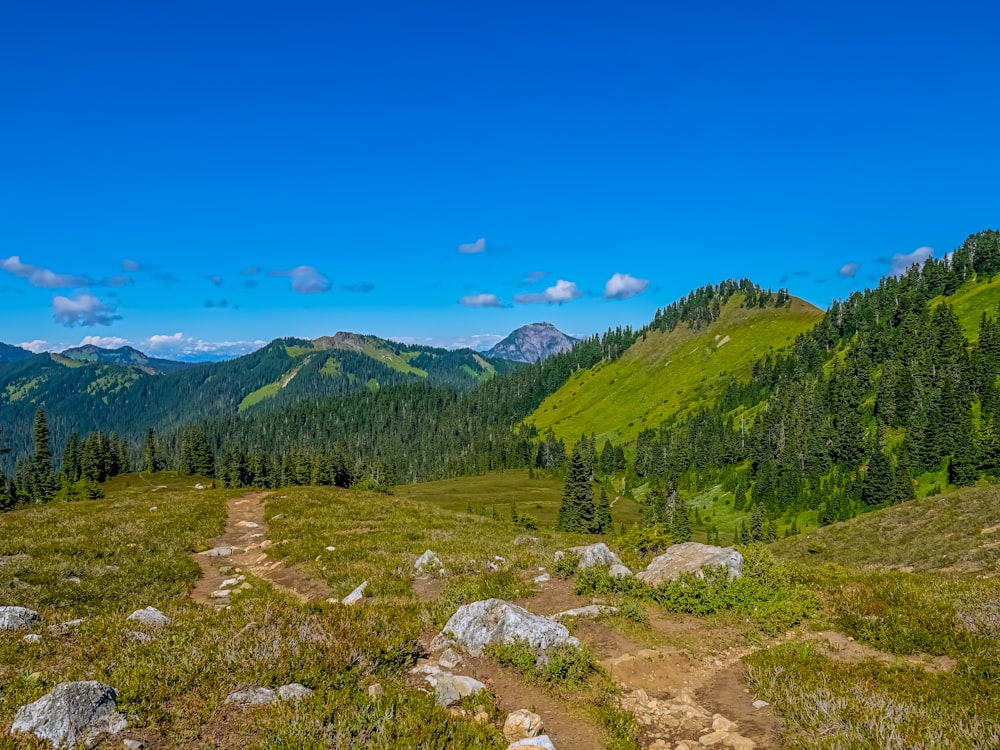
[[236, 521, 259, 528], [123, 740, 143, 750], [325, 546, 336, 552], [609, 563, 634, 578], [751, 699, 769, 709], [503, 709, 544, 742], [508, 736, 556, 749], [9, 681, 127, 749], [555, 542, 623, 570], [430, 672, 487, 706], [636, 543, 743, 586], [415, 549, 444, 575], [65, 576, 82, 585], [23, 634, 41, 644], [277, 683, 314, 702], [438, 648, 463, 669], [368, 683, 384, 700], [125, 630, 153, 643], [126, 607, 170, 628], [433, 598, 580, 656], [699, 730, 728, 746], [200, 546, 233, 558], [48, 619, 84, 636], [712, 715, 738, 733], [221, 578, 239, 588], [342, 580, 368, 605], [550, 605, 617, 621], [723, 734, 756, 749], [0, 605, 39, 631], [224, 687, 278, 708], [210, 590, 231, 599], [260, 540, 274, 551], [533, 572, 551, 583]]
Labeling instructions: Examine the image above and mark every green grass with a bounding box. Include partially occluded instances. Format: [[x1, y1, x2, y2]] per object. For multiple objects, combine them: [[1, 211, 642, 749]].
[[526, 295, 824, 445], [238, 380, 281, 411], [393, 469, 643, 526], [320, 358, 341, 376], [931, 272, 1000, 340], [283, 344, 314, 358], [358, 340, 427, 377]]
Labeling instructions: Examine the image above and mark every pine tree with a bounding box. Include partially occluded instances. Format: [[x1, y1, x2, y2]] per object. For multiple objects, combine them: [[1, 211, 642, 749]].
[[671, 495, 691, 543], [30, 409, 55, 504], [592, 486, 613, 534], [144, 428, 159, 473], [555, 443, 596, 533]]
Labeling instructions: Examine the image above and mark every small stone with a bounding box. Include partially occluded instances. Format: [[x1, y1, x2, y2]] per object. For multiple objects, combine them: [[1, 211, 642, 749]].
[[201, 547, 233, 558], [23, 634, 41, 644], [699, 731, 729, 746], [126, 607, 170, 628], [277, 683, 313, 702], [270, 514, 284, 520], [503, 709, 544, 742], [438, 648, 463, 669], [239, 582, 252, 590], [368, 683, 384, 699], [148, 507, 157, 512], [125, 630, 153, 643], [260, 540, 274, 550], [211, 589, 231, 599], [65, 576, 82, 585], [221, 578, 239, 588], [508, 736, 556, 750], [609, 563, 633, 578], [751, 699, 769, 709], [124, 740, 143, 749], [325, 546, 336, 552], [533, 573, 551, 583], [342, 580, 368, 605], [723, 735, 756, 750], [712, 716, 738, 733], [237, 521, 259, 528], [225, 687, 278, 707], [48, 619, 84, 636]]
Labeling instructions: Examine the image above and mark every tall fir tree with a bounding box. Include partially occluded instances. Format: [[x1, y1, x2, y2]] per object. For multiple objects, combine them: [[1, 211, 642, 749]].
[[555, 443, 596, 533], [30, 409, 55, 504], [144, 428, 159, 473], [592, 486, 613, 534]]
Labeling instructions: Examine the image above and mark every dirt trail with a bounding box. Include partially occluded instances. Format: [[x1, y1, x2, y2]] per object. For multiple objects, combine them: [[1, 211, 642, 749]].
[[190, 492, 331, 605]]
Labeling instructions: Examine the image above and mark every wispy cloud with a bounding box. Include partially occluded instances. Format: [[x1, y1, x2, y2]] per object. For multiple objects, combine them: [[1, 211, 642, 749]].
[[206, 274, 224, 287], [886, 246, 933, 277], [269, 265, 332, 294], [460, 293, 503, 307], [18, 339, 62, 354], [603, 272, 649, 301], [52, 293, 121, 327], [122, 259, 141, 272], [458, 237, 486, 254], [389, 333, 505, 351], [515, 279, 583, 304], [838, 262, 860, 278], [2, 256, 91, 288], [521, 271, 547, 284], [344, 281, 375, 293]]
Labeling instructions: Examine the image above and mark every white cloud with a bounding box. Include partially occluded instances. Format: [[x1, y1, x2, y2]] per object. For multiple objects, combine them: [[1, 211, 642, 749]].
[[838, 262, 860, 278], [458, 238, 486, 254], [18, 339, 63, 353], [79, 335, 130, 349], [52, 293, 121, 327], [889, 246, 933, 277], [121, 259, 141, 272], [143, 332, 266, 360], [460, 293, 503, 307], [269, 265, 332, 294], [514, 279, 583, 304], [603, 272, 649, 301], [522, 271, 547, 284], [2, 256, 91, 288], [389, 333, 505, 351]]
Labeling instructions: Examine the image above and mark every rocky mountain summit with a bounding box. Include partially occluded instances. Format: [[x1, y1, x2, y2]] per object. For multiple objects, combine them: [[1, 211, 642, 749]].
[[486, 323, 578, 363]]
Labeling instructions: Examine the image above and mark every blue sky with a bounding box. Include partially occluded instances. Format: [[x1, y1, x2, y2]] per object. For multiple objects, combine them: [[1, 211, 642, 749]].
[[2, 1, 998, 359]]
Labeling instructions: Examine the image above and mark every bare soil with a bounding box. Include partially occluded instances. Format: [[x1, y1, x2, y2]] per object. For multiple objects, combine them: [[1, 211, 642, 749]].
[[190, 492, 331, 605]]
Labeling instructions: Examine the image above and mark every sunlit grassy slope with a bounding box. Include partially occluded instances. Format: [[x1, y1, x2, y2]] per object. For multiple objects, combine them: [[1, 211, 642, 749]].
[[527, 295, 823, 445], [932, 273, 1000, 340]]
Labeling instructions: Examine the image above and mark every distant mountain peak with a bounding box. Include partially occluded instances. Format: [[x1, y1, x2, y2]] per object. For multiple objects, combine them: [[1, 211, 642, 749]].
[[486, 322, 578, 363], [56, 344, 192, 375]]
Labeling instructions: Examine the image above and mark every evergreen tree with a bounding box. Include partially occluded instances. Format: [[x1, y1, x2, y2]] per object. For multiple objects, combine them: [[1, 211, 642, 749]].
[[61, 433, 82, 484], [671, 494, 691, 543], [861, 447, 894, 505], [555, 443, 596, 533], [144, 428, 159, 473], [592, 486, 613, 534], [30, 409, 55, 504]]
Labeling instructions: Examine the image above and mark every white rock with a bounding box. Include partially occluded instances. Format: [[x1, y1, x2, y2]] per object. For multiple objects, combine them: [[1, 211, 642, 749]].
[[415, 549, 444, 574], [433, 599, 579, 656], [503, 709, 544, 742], [125, 630, 153, 643], [342, 580, 368, 605], [277, 683, 313, 702], [424, 672, 486, 707], [236, 521, 259, 528], [9, 681, 127, 749], [533, 573, 551, 583], [126, 607, 170, 628], [609, 563, 633, 578], [23, 634, 41, 644], [723, 734, 756, 749], [200, 547, 233, 558], [558, 542, 624, 570], [221, 578, 239, 588], [637, 543, 743, 587], [751, 699, 769, 709], [0, 606, 39, 631], [508, 736, 556, 750], [550, 605, 617, 621], [210, 590, 231, 599], [224, 687, 278, 707], [367, 683, 384, 699], [438, 648, 463, 669], [325, 546, 336, 552], [123, 740, 143, 750]]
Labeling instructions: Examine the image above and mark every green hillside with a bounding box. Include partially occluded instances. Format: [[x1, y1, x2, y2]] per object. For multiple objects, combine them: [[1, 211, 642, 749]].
[[526, 294, 823, 445], [932, 272, 1000, 339]]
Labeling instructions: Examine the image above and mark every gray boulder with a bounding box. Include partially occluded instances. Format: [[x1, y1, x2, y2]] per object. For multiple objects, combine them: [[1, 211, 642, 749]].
[[609, 563, 633, 578], [9, 681, 127, 749], [126, 607, 170, 628], [415, 549, 444, 575], [277, 683, 314, 702], [636, 542, 743, 587], [0, 605, 39, 631], [434, 599, 579, 656], [224, 687, 278, 707], [555, 543, 623, 570], [508, 736, 556, 749], [424, 672, 486, 707]]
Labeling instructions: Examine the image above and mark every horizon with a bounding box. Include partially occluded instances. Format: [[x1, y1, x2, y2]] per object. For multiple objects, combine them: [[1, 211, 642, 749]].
[[3, 1, 998, 360]]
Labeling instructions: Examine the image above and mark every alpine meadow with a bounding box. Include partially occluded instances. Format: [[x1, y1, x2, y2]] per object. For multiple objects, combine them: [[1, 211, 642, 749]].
[[3, 3, 1000, 747]]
